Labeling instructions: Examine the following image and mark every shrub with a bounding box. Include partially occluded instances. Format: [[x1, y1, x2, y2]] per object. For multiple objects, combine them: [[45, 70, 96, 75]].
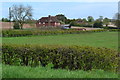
[[13, 22, 20, 29], [93, 20, 103, 28], [2, 44, 119, 72]]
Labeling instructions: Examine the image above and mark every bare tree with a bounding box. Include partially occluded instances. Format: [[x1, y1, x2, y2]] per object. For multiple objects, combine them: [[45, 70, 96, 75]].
[[10, 4, 33, 29], [112, 13, 120, 27], [113, 1, 120, 27], [113, 13, 120, 20], [118, 1, 120, 21]]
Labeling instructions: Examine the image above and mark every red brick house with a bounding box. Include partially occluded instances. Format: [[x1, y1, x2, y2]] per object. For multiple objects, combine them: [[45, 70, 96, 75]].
[[36, 15, 61, 27]]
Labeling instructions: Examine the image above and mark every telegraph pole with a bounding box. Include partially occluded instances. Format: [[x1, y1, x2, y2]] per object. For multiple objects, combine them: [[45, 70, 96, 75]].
[[118, 1, 120, 28], [118, 1, 120, 21], [118, 0, 120, 74], [9, 7, 12, 29], [48, 15, 51, 27]]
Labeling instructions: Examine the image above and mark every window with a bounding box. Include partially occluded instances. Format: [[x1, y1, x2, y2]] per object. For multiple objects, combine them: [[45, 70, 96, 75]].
[[55, 22, 56, 25], [39, 22, 41, 24], [43, 22, 45, 24], [58, 23, 60, 25]]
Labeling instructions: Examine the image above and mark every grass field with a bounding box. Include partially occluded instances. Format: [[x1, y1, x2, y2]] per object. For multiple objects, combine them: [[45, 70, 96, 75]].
[[2, 31, 119, 78], [2, 64, 118, 78], [2, 32, 118, 49]]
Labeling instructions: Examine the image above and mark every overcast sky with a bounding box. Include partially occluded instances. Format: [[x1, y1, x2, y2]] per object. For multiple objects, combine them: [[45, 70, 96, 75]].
[[1, 1, 118, 20]]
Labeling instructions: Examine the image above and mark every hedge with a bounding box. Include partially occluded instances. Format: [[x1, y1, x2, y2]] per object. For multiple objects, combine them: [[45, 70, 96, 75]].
[[2, 44, 119, 72], [2, 29, 120, 37], [2, 29, 119, 37]]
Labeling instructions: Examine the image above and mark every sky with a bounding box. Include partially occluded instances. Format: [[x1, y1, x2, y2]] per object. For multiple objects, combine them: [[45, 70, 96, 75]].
[[0, 0, 119, 2], [1, 2, 118, 20]]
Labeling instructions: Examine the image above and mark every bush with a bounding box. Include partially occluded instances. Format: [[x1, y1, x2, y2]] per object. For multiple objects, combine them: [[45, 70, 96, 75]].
[[13, 22, 20, 29], [93, 21, 103, 28], [103, 27, 120, 29], [2, 44, 119, 72]]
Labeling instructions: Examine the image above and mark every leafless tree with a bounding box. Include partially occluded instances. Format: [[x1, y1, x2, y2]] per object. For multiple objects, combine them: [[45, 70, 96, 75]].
[[113, 1, 120, 27], [10, 4, 33, 29]]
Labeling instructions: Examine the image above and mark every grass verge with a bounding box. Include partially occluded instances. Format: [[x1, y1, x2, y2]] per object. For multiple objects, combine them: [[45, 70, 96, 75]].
[[2, 64, 119, 78]]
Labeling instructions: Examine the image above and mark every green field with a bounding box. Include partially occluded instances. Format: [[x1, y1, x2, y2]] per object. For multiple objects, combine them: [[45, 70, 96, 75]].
[[2, 31, 119, 78], [2, 64, 118, 78], [2, 32, 118, 49]]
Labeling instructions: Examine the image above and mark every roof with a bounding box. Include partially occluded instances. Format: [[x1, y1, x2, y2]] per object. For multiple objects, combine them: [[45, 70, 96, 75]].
[[38, 16, 60, 23]]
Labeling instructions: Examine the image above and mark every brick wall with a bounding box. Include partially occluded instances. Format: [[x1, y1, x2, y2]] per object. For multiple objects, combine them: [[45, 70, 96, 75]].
[[0, 22, 36, 29]]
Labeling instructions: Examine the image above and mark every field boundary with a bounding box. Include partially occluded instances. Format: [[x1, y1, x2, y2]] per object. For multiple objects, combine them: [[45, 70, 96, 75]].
[[2, 29, 119, 37]]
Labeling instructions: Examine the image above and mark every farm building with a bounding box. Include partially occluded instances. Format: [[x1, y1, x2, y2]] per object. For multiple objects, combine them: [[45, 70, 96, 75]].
[[36, 15, 61, 27]]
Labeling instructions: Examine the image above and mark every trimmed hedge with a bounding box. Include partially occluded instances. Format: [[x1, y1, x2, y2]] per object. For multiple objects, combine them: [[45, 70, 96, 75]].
[[2, 29, 116, 37], [2, 44, 119, 72], [2, 29, 120, 37]]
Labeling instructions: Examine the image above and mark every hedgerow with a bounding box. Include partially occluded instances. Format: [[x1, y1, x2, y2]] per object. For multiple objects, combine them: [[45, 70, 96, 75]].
[[2, 44, 119, 72], [2, 29, 115, 37], [2, 29, 120, 37]]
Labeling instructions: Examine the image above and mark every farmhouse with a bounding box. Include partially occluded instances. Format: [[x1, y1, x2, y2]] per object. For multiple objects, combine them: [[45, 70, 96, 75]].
[[36, 15, 61, 27]]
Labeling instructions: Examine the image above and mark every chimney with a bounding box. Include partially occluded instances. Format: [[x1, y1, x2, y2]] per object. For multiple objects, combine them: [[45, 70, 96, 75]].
[[48, 15, 51, 26], [48, 15, 51, 18]]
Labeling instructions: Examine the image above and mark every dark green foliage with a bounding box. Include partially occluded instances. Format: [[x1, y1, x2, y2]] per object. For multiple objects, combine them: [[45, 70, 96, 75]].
[[2, 44, 119, 72], [2, 29, 116, 37], [1, 18, 10, 22], [103, 18, 110, 27], [55, 14, 67, 23], [93, 20, 103, 28], [13, 22, 20, 29], [87, 16, 94, 22]]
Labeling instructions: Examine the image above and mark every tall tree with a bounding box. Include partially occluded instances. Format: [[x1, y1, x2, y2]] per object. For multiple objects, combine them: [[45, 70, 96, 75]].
[[56, 14, 67, 24], [98, 16, 103, 22], [87, 16, 94, 27], [87, 16, 94, 22], [103, 17, 110, 27], [10, 4, 33, 29]]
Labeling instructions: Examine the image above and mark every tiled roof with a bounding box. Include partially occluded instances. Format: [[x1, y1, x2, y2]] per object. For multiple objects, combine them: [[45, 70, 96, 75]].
[[38, 16, 60, 23]]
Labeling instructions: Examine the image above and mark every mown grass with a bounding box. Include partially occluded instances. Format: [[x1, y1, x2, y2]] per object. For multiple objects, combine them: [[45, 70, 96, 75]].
[[2, 32, 118, 49], [2, 64, 119, 78]]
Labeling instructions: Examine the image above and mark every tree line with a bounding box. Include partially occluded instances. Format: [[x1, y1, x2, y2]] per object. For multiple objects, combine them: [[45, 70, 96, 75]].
[[1, 4, 119, 29]]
